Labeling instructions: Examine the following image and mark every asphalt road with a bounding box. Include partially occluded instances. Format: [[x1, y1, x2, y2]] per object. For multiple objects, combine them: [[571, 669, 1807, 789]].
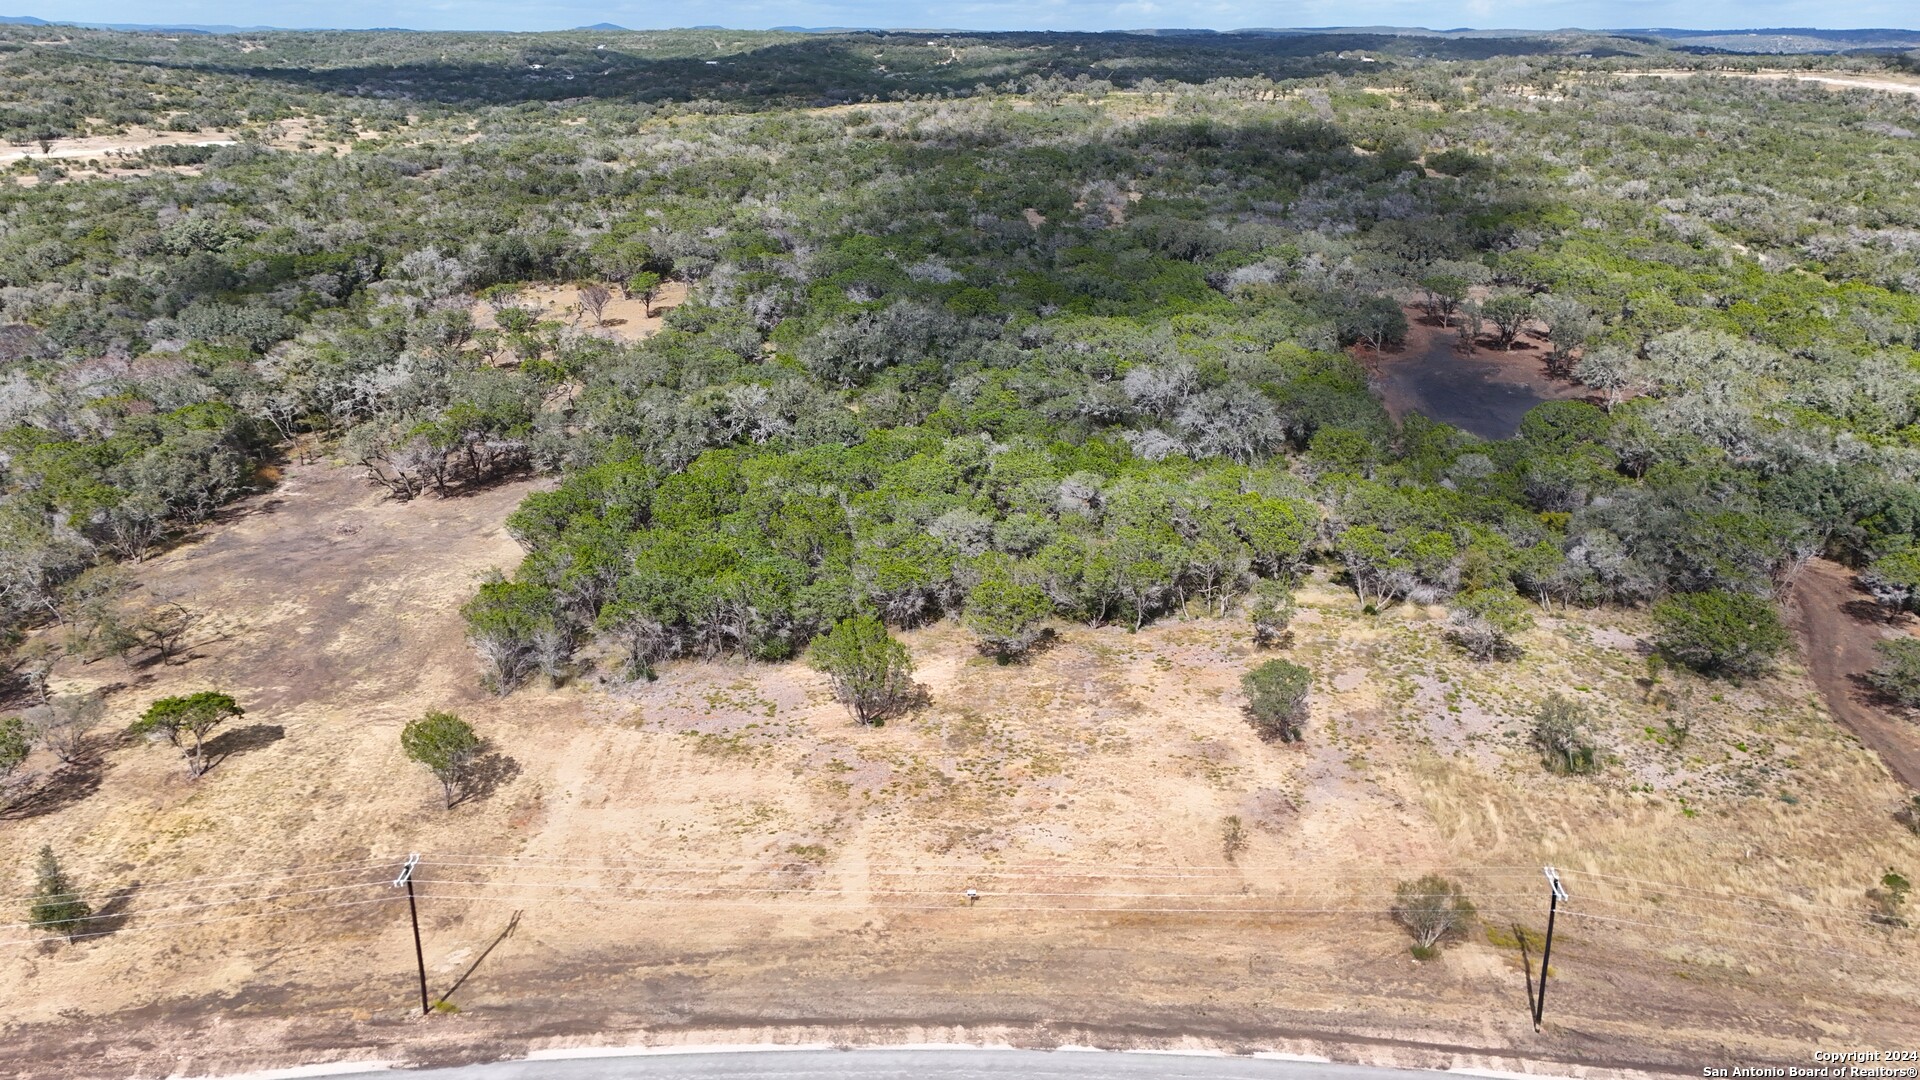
[[327, 1048, 1441, 1079]]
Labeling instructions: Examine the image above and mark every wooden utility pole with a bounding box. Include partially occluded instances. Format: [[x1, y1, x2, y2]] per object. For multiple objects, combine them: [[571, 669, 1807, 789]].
[[1533, 865, 1568, 1032], [393, 854, 428, 1017]]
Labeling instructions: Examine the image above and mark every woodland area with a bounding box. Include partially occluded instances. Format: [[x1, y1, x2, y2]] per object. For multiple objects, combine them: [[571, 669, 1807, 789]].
[[0, 24, 1917, 730]]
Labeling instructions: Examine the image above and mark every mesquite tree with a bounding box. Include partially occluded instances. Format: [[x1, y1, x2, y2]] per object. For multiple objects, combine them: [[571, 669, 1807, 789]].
[[131, 692, 243, 779], [401, 710, 483, 810]]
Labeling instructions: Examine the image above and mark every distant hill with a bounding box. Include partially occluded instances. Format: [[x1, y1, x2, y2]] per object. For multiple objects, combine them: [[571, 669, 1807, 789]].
[[0, 16, 1914, 53], [1619, 26, 1920, 52]]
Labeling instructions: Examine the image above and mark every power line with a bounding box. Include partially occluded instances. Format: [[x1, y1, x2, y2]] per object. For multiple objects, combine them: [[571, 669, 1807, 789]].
[[411, 892, 1473, 916], [1559, 892, 1887, 934], [418, 853, 1552, 873], [0, 894, 403, 949], [415, 876, 1553, 901], [0, 879, 386, 932], [1557, 910, 1894, 965], [416, 860, 1553, 884], [0, 857, 396, 906], [1557, 868, 1880, 916]]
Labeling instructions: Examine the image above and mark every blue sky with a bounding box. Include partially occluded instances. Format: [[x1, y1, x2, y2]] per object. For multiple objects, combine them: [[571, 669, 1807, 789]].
[[31, 0, 1915, 32]]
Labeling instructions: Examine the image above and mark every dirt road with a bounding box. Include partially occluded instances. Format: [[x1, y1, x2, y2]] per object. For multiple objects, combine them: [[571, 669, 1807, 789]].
[[1787, 558, 1920, 790], [1615, 71, 1920, 99], [0, 134, 237, 166]]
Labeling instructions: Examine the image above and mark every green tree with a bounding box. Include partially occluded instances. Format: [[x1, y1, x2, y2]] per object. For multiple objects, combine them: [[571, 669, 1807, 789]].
[[1418, 273, 1469, 326], [1531, 693, 1602, 775], [1242, 658, 1311, 742], [1862, 550, 1920, 615], [0, 714, 31, 809], [130, 691, 243, 778], [462, 577, 560, 694], [807, 614, 916, 726], [627, 271, 664, 317], [1868, 638, 1920, 709], [400, 710, 482, 809], [1391, 875, 1475, 958], [1482, 292, 1534, 350], [1652, 591, 1789, 677], [28, 845, 92, 944], [962, 570, 1052, 662], [0, 715, 26, 776]]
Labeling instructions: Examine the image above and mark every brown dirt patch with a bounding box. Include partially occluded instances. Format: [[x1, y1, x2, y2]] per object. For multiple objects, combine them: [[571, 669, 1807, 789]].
[[1787, 558, 1920, 790]]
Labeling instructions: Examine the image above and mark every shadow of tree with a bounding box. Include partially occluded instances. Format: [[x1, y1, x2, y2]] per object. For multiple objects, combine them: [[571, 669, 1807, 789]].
[[1848, 671, 1912, 714], [972, 627, 1060, 666], [453, 748, 520, 807], [200, 724, 286, 774], [1842, 598, 1904, 624], [0, 754, 109, 821], [74, 885, 140, 942]]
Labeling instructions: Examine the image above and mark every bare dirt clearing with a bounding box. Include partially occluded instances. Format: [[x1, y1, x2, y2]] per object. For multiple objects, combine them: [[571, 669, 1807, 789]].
[[0, 466, 1916, 1078], [6, 118, 402, 184], [0, 133, 238, 166], [469, 281, 690, 343]]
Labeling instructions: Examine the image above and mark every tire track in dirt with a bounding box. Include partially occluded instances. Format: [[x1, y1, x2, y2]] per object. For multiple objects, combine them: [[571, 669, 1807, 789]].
[[1787, 559, 1920, 790]]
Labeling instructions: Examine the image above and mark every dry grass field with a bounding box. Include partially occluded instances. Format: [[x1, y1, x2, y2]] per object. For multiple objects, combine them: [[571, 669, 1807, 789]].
[[0, 463, 1916, 1078]]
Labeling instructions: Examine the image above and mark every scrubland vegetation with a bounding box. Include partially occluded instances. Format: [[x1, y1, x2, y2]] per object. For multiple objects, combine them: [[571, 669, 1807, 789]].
[[0, 19, 1916, 1074], [0, 26, 1915, 687]]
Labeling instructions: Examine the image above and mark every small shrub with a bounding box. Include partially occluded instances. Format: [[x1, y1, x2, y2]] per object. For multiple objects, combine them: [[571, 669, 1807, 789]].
[[1861, 550, 1920, 615], [1532, 693, 1602, 775], [962, 570, 1052, 662], [1652, 590, 1789, 678], [1247, 578, 1295, 647], [1867, 868, 1911, 928], [1867, 638, 1920, 708], [1445, 587, 1532, 660], [1483, 922, 1546, 952], [1392, 875, 1475, 955], [1242, 659, 1311, 742], [1220, 815, 1248, 862], [1895, 796, 1920, 836]]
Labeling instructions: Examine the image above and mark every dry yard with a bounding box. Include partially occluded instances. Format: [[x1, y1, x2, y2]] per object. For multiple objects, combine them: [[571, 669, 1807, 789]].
[[0, 464, 1916, 1078]]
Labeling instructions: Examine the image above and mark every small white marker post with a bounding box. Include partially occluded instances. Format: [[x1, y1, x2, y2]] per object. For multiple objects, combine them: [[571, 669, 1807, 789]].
[[393, 854, 428, 1016], [1533, 866, 1569, 1032]]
